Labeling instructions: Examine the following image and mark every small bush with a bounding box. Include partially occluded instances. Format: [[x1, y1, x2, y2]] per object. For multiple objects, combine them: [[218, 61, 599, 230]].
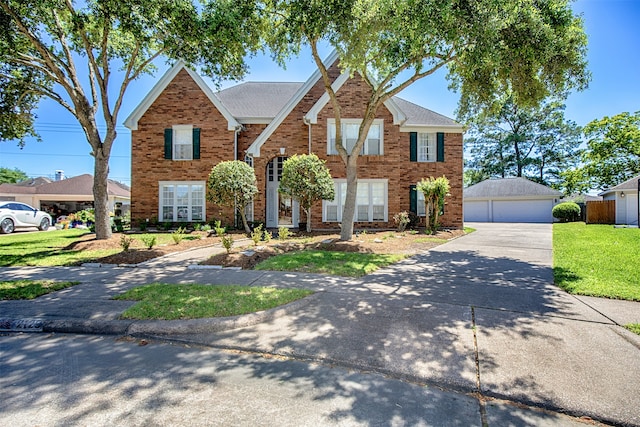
[[201, 224, 212, 232], [407, 211, 420, 229], [221, 234, 234, 253], [393, 211, 410, 232], [278, 226, 291, 241], [552, 202, 581, 222], [171, 227, 186, 244], [193, 222, 202, 231], [214, 220, 225, 238], [138, 220, 147, 232], [263, 229, 272, 243], [251, 223, 264, 246], [162, 221, 172, 231], [140, 235, 157, 249], [120, 235, 133, 252]]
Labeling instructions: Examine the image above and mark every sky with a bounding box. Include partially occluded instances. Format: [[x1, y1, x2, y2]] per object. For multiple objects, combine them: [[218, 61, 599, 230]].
[[0, 0, 638, 187]]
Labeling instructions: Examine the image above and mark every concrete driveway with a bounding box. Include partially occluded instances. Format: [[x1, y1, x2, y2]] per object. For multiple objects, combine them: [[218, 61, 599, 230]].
[[164, 222, 640, 425]]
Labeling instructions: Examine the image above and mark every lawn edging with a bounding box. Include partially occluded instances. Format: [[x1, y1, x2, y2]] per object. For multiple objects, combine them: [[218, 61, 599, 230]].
[[126, 291, 321, 336]]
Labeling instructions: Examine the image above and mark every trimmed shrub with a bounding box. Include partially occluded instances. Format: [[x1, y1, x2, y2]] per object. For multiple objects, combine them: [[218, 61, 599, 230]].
[[552, 202, 581, 222]]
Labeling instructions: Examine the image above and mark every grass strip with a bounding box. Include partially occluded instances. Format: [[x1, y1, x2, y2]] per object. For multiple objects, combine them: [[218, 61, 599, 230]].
[[0, 280, 80, 300], [114, 283, 313, 320], [254, 250, 406, 277], [553, 223, 640, 301]]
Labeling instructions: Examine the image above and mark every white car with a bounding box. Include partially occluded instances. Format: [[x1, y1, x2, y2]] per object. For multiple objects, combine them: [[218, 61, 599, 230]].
[[0, 202, 52, 234]]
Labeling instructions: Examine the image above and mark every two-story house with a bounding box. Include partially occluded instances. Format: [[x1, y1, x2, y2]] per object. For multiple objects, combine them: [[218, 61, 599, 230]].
[[124, 52, 464, 231]]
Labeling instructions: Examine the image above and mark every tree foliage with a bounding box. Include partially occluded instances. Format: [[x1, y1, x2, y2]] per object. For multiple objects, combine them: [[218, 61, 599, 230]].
[[0, 0, 261, 238], [463, 96, 582, 188], [0, 166, 28, 183], [264, 0, 589, 240], [416, 176, 450, 233], [279, 154, 335, 232], [563, 111, 640, 193], [207, 160, 258, 234]]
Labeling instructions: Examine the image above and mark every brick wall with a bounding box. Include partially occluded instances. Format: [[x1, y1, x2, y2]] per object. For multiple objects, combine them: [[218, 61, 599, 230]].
[[131, 65, 463, 231]]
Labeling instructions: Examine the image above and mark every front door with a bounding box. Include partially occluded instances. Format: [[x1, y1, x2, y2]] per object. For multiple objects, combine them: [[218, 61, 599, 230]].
[[266, 157, 299, 228]]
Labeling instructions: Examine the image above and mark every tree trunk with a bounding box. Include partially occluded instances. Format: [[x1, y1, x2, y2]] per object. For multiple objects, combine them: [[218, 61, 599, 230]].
[[238, 208, 251, 234], [340, 161, 358, 240], [306, 207, 312, 233], [92, 145, 112, 240]]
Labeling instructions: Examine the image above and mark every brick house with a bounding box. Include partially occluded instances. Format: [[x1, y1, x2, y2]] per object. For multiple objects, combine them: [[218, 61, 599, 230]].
[[124, 52, 464, 230]]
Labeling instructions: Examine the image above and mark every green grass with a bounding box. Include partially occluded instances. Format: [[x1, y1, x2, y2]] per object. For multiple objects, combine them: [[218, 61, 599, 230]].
[[0, 229, 120, 266], [553, 223, 640, 301], [625, 324, 640, 336], [0, 280, 80, 300], [414, 237, 447, 244], [0, 230, 203, 267], [464, 227, 476, 233], [114, 283, 313, 320], [254, 250, 406, 277]]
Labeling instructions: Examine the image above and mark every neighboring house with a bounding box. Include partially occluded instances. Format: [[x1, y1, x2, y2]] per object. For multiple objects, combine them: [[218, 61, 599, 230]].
[[0, 174, 131, 218], [464, 177, 562, 223], [599, 174, 640, 225], [124, 53, 464, 230]]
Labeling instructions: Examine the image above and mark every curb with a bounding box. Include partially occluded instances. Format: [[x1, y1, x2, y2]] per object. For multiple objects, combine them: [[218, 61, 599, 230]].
[[1, 292, 319, 337]]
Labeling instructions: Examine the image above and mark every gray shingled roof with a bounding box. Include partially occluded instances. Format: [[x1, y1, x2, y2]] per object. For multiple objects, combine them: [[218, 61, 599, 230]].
[[0, 174, 130, 197], [392, 97, 459, 127], [216, 82, 304, 120], [215, 81, 459, 127], [600, 174, 640, 195], [464, 177, 562, 199]]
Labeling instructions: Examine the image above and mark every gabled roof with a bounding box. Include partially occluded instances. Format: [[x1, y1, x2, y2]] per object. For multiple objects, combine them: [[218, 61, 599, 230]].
[[245, 50, 340, 157], [599, 174, 640, 196], [392, 97, 461, 129], [464, 177, 562, 199], [124, 60, 240, 131], [0, 175, 130, 198], [216, 82, 304, 123]]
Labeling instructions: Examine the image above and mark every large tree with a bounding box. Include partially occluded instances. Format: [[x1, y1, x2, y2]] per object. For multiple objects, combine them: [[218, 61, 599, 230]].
[[463, 96, 582, 187], [0, 167, 28, 184], [562, 111, 640, 193], [265, 0, 589, 240], [0, 0, 260, 239]]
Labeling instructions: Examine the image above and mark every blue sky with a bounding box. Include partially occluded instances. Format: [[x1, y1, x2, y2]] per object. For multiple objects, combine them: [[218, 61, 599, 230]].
[[0, 0, 638, 186]]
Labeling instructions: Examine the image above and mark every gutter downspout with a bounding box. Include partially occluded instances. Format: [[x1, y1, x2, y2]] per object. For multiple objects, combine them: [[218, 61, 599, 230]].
[[233, 125, 243, 228], [303, 117, 312, 154]]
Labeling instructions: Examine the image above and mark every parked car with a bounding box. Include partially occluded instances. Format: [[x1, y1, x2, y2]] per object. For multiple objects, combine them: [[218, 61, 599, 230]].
[[0, 202, 52, 234]]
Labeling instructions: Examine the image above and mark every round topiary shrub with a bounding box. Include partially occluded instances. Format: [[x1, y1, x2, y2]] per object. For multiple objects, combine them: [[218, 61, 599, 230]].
[[552, 202, 581, 222]]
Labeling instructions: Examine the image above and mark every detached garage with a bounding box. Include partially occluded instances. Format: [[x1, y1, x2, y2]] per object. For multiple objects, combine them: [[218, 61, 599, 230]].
[[464, 177, 562, 223]]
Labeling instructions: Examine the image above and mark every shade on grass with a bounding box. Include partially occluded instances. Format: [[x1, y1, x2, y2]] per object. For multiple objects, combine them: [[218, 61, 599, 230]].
[[0, 280, 79, 300], [254, 250, 406, 277], [553, 223, 640, 301], [114, 283, 314, 320]]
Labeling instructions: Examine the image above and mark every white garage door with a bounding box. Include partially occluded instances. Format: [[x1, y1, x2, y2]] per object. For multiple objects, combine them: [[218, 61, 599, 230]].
[[464, 201, 490, 222], [493, 200, 554, 223]]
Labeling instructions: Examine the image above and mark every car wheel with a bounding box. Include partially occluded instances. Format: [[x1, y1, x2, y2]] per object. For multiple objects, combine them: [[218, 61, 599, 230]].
[[1, 218, 14, 234], [39, 217, 50, 231]]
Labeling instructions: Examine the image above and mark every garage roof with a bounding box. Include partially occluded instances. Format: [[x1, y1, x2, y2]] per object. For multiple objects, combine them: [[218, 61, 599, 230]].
[[599, 174, 640, 196], [464, 177, 562, 200]]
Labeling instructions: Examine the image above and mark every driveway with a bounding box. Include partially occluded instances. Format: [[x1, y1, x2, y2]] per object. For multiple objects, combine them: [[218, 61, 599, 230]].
[[163, 222, 640, 425]]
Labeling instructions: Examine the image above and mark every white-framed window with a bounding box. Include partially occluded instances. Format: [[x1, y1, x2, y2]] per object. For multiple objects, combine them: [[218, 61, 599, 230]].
[[173, 125, 193, 160], [327, 119, 383, 155], [244, 154, 253, 167], [159, 181, 205, 222], [323, 179, 388, 222], [418, 132, 436, 162]]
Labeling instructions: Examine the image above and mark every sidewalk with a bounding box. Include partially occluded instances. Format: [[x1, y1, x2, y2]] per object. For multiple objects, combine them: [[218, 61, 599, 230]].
[[1, 223, 639, 426]]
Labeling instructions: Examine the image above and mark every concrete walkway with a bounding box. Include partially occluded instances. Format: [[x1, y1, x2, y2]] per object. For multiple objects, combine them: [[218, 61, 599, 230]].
[[1, 223, 639, 426]]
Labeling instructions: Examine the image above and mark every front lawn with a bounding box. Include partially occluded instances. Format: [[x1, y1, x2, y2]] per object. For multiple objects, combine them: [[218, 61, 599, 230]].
[[553, 223, 640, 301], [0, 279, 80, 299], [114, 283, 313, 320], [254, 250, 406, 277]]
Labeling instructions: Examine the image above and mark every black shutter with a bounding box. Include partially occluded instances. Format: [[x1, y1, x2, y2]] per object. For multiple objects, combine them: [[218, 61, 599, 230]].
[[164, 129, 172, 160], [436, 132, 445, 162], [192, 128, 201, 159], [410, 185, 417, 213], [410, 132, 417, 162]]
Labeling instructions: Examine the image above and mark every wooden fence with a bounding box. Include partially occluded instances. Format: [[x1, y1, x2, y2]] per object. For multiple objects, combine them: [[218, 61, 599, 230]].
[[586, 200, 615, 224]]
